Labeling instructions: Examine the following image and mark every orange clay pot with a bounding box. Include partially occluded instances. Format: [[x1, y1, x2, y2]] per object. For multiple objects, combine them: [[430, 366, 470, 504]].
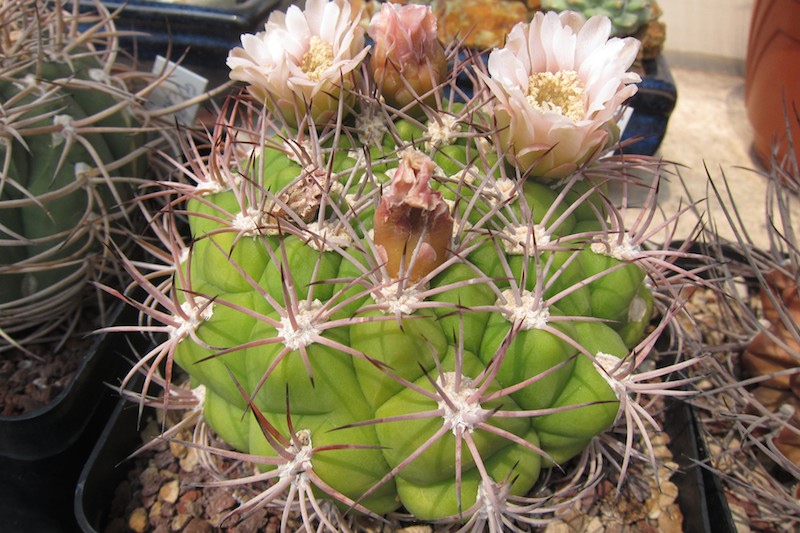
[[745, 0, 800, 170]]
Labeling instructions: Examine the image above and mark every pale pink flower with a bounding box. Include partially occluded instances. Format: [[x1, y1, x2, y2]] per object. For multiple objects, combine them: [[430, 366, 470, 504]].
[[226, 0, 369, 125], [480, 11, 641, 180], [367, 2, 447, 110]]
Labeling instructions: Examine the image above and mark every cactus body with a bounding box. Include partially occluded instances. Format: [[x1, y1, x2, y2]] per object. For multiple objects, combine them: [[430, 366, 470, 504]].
[[116, 2, 696, 527], [155, 103, 653, 520]]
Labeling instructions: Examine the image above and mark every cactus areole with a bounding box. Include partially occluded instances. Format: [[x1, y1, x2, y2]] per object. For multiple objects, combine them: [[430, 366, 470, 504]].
[[124, 1, 667, 526]]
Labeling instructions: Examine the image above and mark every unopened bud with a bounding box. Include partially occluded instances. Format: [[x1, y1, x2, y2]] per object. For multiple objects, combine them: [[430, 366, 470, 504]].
[[373, 149, 453, 282], [367, 3, 448, 111]]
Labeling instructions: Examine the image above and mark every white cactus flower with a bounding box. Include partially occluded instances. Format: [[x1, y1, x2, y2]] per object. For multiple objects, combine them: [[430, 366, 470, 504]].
[[480, 11, 641, 180], [226, 0, 369, 125]]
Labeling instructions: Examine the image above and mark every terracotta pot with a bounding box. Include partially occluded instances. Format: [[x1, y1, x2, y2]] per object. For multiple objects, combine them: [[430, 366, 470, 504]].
[[745, 0, 800, 169]]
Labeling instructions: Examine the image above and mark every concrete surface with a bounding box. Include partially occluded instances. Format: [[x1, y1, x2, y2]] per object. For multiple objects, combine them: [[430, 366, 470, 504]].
[[650, 52, 798, 249]]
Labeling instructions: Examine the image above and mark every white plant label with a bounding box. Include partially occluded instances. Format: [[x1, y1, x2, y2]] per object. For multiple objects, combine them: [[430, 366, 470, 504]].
[[148, 56, 208, 125]]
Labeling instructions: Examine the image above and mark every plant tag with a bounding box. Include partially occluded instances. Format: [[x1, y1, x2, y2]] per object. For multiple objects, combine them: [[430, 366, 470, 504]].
[[147, 56, 208, 125], [603, 106, 637, 159], [617, 105, 635, 137]]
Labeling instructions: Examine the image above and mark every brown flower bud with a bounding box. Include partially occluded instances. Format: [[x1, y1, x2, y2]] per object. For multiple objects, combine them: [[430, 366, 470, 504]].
[[373, 149, 453, 282]]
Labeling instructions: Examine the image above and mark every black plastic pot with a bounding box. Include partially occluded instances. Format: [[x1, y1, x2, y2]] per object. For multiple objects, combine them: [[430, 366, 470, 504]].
[[0, 302, 150, 532], [88, 0, 289, 65], [664, 399, 737, 533], [620, 53, 678, 156], [0, 302, 140, 460], [75, 393, 148, 533]]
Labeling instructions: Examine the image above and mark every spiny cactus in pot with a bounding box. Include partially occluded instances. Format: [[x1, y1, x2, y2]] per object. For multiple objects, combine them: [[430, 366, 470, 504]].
[[680, 118, 800, 530], [109, 1, 705, 529], [0, 0, 214, 353]]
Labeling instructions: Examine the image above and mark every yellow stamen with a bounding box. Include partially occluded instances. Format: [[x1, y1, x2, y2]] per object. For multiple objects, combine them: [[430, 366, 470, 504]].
[[302, 36, 334, 81], [526, 70, 586, 122]]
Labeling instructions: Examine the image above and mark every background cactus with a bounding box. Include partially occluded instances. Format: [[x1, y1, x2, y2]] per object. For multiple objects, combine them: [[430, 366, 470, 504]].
[[541, 0, 656, 36], [112, 1, 701, 528], [680, 115, 800, 530], [0, 0, 208, 350]]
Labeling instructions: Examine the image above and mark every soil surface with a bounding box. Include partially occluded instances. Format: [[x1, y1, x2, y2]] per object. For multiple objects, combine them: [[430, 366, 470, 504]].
[[104, 412, 305, 533], [0, 334, 90, 416], [683, 286, 800, 532], [0, 297, 123, 417]]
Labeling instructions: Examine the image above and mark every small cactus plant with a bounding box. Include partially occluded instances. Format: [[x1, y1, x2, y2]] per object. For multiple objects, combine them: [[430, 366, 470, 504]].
[[111, 1, 702, 528], [0, 0, 208, 350], [541, 0, 656, 36]]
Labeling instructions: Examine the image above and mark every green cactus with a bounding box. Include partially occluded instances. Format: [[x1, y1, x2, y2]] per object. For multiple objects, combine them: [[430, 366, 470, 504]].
[[112, 1, 699, 528], [116, 99, 687, 525], [542, 0, 656, 36], [0, 0, 192, 349]]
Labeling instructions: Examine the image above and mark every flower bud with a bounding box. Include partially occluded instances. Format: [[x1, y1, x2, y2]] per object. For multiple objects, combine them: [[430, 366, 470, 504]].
[[367, 3, 448, 110], [373, 149, 454, 282]]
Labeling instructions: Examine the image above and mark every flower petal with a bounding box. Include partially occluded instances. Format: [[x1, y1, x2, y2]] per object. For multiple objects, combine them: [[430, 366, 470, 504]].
[[575, 15, 612, 65]]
